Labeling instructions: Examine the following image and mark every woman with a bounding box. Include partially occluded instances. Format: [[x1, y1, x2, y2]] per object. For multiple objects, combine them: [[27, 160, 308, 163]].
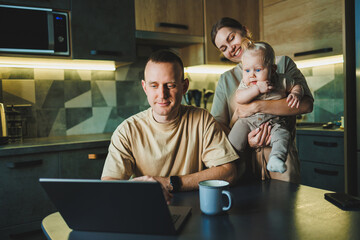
[[210, 17, 314, 183]]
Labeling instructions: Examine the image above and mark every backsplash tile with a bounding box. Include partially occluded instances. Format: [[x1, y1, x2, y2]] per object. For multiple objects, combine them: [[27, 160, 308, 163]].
[[92, 81, 116, 107], [34, 69, 64, 80], [64, 69, 92, 81], [3, 79, 36, 104], [35, 80, 64, 108], [0, 67, 33, 79], [0, 59, 148, 138]]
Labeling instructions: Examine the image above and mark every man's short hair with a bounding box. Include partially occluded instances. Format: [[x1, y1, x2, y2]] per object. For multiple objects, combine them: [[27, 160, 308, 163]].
[[146, 50, 184, 80]]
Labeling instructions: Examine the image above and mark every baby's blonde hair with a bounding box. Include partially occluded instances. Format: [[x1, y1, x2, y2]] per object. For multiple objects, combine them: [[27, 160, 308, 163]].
[[242, 41, 275, 68]]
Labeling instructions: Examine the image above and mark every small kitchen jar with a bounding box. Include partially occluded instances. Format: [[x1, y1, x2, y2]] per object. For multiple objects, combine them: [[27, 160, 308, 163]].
[[6, 107, 23, 142]]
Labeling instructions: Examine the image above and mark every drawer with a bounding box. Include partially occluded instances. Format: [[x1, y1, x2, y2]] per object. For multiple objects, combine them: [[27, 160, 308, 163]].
[[297, 135, 344, 165], [301, 161, 344, 192], [0, 153, 59, 229], [59, 147, 108, 179]]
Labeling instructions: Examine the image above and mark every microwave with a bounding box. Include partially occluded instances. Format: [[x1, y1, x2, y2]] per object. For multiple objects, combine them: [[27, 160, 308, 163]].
[[0, 4, 69, 56]]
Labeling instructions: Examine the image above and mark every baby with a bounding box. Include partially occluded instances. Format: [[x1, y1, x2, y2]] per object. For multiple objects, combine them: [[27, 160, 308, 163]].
[[228, 41, 303, 173]]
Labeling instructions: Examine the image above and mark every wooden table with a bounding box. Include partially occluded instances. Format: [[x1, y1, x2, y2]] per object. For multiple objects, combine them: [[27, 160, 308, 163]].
[[42, 180, 360, 240]]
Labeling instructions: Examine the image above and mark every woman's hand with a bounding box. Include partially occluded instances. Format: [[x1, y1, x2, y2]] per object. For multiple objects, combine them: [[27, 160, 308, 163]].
[[248, 122, 271, 148]]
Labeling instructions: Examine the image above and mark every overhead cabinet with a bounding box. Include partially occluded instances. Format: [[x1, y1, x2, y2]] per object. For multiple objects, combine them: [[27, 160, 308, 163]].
[[261, 0, 343, 60], [135, 0, 204, 36], [71, 0, 136, 62]]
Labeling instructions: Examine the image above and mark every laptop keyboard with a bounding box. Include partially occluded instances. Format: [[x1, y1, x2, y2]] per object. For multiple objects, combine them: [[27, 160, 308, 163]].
[[171, 214, 181, 224]]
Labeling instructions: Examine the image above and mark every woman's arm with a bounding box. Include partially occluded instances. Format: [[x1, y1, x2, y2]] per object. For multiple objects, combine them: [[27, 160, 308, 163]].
[[234, 95, 313, 118]]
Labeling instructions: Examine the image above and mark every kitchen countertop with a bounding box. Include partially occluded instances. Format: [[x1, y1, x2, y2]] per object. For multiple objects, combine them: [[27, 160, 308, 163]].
[[296, 126, 344, 136], [0, 133, 112, 157]]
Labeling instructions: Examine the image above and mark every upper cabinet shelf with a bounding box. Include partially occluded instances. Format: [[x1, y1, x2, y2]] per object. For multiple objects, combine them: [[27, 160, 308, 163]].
[[134, 0, 204, 36], [261, 0, 343, 60], [70, 0, 136, 63]]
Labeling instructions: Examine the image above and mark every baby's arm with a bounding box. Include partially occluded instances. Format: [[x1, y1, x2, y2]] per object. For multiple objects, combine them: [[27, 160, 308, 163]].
[[286, 84, 304, 108], [235, 81, 273, 104]]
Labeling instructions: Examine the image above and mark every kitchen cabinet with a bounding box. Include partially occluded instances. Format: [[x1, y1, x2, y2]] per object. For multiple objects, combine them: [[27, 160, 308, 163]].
[[261, 0, 343, 60], [0, 134, 110, 240], [204, 0, 260, 64], [71, 0, 136, 62], [59, 147, 107, 179], [0, 152, 59, 240], [135, 0, 204, 36], [0, 0, 70, 10], [296, 129, 344, 192], [134, 0, 205, 67]]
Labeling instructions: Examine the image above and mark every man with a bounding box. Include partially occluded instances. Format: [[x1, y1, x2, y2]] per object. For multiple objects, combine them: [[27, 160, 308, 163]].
[[101, 50, 242, 202]]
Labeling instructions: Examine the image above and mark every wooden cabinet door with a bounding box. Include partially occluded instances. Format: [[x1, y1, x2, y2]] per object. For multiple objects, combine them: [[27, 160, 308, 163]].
[[204, 0, 260, 64], [0, 0, 70, 10], [135, 0, 204, 36], [59, 147, 108, 179], [71, 0, 136, 62], [262, 0, 343, 59], [0, 153, 59, 230]]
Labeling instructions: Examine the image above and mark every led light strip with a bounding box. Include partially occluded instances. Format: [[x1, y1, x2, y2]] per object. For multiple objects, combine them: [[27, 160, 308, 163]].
[[295, 55, 344, 69], [0, 57, 116, 71], [185, 65, 236, 74], [184, 55, 344, 74]]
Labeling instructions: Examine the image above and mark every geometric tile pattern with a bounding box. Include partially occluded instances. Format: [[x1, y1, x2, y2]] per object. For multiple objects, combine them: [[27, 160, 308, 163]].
[[0, 59, 149, 137], [2, 79, 36, 104], [302, 63, 344, 123]]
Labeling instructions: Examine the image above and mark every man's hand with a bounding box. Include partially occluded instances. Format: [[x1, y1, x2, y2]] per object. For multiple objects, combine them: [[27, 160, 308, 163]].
[[248, 122, 271, 148], [131, 176, 173, 205]]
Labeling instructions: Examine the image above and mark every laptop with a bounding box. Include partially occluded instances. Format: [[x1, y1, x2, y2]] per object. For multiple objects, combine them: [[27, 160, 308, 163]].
[[39, 178, 192, 235]]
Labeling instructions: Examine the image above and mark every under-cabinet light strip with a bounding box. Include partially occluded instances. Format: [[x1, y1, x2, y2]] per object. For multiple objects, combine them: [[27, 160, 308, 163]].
[[184, 55, 344, 74], [295, 55, 343, 69], [0, 57, 116, 71]]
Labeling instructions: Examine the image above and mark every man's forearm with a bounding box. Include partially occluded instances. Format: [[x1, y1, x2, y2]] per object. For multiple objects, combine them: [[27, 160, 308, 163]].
[[177, 161, 240, 191], [255, 95, 313, 116]]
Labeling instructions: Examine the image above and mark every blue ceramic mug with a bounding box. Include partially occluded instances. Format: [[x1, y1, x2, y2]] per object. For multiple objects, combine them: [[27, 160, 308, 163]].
[[198, 180, 233, 215]]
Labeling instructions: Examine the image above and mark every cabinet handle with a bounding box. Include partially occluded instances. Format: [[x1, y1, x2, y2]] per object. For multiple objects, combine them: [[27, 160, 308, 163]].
[[90, 50, 122, 57], [7, 159, 43, 169], [314, 168, 339, 176], [156, 22, 189, 30], [294, 47, 333, 57], [313, 141, 338, 147], [88, 153, 107, 160]]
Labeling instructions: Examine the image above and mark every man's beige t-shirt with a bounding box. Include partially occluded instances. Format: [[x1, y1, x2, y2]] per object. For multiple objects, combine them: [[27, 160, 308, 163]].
[[102, 105, 239, 179]]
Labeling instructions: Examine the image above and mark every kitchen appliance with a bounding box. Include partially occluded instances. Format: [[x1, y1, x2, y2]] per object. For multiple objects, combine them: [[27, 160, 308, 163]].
[[0, 103, 8, 144], [0, 4, 69, 56]]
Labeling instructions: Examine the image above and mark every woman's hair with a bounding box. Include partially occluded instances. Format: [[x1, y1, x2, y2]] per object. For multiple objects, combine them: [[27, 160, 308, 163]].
[[211, 17, 253, 47], [243, 41, 276, 68]]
